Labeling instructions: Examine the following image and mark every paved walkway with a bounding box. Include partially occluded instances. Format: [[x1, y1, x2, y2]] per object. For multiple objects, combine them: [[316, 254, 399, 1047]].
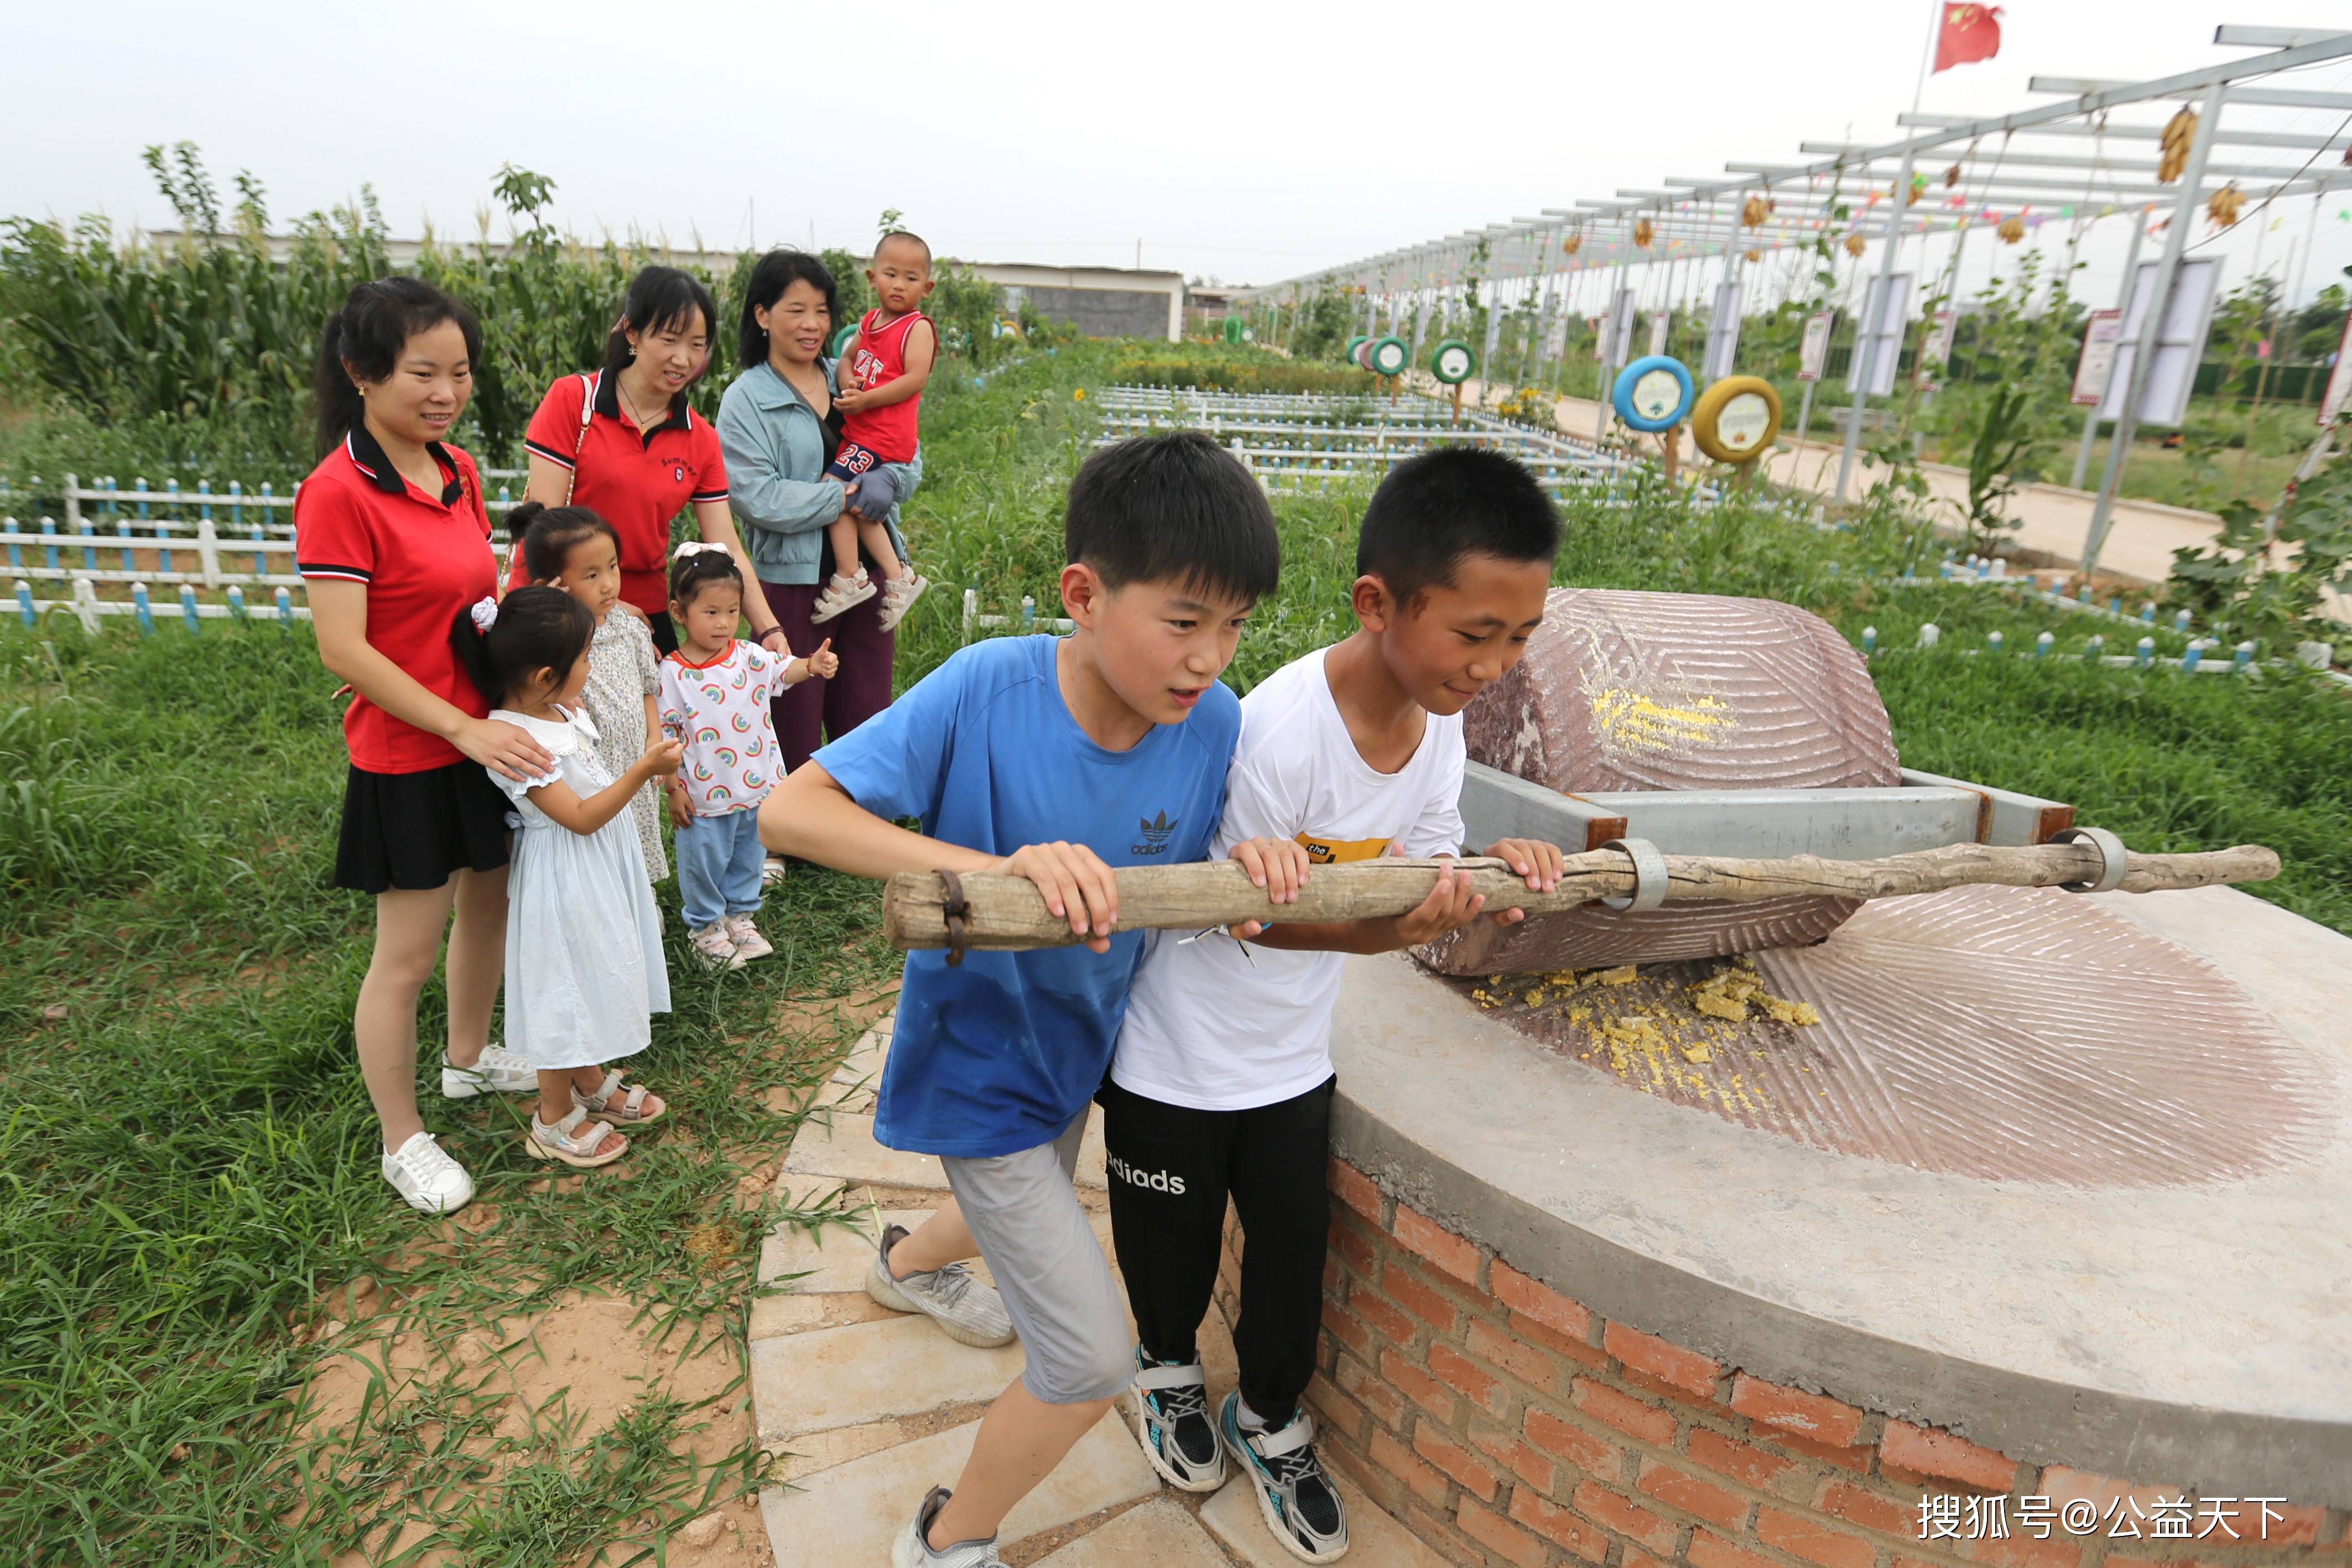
[[751, 1016, 1448, 1567]]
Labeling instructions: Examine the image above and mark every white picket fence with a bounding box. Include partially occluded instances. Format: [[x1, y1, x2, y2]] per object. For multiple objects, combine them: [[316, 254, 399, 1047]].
[[4, 467, 530, 633]]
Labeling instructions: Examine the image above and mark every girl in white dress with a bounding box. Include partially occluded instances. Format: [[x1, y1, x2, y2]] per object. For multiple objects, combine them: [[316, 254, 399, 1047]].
[[451, 585, 685, 1168], [508, 501, 669, 883]]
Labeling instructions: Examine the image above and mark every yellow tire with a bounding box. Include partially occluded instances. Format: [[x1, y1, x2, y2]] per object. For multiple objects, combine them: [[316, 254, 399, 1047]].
[[1689, 376, 1783, 464]]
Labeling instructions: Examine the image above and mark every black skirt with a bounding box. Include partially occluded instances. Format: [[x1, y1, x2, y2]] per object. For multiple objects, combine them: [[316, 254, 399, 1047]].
[[335, 760, 513, 894]]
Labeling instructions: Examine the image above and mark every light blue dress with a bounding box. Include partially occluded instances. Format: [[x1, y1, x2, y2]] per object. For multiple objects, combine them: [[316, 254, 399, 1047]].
[[488, 707, 672, 1070]]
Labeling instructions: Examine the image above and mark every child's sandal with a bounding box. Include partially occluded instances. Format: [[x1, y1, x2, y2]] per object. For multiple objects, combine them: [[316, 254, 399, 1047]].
[[527, 1106, 629, 1169], [579, 1070, 668, 1127]]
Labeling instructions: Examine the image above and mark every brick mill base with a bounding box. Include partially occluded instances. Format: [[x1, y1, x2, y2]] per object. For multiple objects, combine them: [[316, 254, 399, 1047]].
[[1242, 1158, 2344, 1568]]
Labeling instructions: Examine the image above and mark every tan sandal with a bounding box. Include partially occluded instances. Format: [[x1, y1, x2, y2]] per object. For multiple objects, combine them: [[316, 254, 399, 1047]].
[[578, 1070, 668, 1127], [527, 1106, 628, 1169]]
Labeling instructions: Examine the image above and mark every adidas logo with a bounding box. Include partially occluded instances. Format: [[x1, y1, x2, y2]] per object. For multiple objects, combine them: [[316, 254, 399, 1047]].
[[1107, 1153, 1187, 1195], [1132, 810, 1177, 856]]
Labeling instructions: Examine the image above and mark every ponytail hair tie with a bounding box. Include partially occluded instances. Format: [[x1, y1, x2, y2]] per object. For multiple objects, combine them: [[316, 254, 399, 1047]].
[[672, 541, 726, 562], [469, 595, 499, 632]]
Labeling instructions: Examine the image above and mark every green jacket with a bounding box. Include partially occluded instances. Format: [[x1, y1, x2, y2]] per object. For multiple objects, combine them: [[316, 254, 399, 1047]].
[[716, 358, 917, 585]]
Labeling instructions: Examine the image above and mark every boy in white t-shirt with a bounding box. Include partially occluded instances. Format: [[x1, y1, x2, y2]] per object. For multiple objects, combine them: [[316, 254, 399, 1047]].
[[1103, 447, 1567, 1564]]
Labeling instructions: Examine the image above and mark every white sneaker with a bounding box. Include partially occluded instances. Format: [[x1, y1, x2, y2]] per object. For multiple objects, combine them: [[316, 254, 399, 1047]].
[[441, 1043, 538, 1099], [809, 569, 876, 624], [876, 572, 930, 633], [722, 914, 774, 960], [689, 921, 747, 970], [893, 1487, 1002, 1568], [381, 1131, 475, 1215]]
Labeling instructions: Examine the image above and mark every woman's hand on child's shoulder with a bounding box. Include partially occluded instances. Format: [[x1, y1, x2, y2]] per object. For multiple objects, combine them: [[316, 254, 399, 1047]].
[[1226, 836, 1309, 936], [459, 717, 556, 782]]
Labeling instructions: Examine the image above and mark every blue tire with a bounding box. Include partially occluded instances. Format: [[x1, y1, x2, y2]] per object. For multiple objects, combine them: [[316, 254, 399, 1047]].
[[1611, 356, 1695, 431]]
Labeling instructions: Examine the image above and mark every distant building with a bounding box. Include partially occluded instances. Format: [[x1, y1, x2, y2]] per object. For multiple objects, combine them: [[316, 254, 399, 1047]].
[[1184, 288, 1244, 334]]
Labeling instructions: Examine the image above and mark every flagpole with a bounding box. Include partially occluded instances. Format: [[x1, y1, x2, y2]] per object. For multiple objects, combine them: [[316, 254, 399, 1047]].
[[1913, 1, 1941, 113]]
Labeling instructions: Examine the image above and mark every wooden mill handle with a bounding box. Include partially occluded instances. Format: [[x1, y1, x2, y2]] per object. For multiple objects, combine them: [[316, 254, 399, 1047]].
[[882, 841, 2280, 953]]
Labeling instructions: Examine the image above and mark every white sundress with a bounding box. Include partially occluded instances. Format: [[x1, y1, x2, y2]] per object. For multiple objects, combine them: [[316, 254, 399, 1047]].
[[488, 706, 672, 1070], [581, 611, 668, 883]]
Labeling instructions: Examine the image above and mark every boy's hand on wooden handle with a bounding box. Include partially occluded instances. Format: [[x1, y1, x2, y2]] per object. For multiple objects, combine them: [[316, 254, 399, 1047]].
[[1482, 836, 1565, 926], [992, 840, 1119, 952], [1226, 836, 1311, 939], [1386, 855, 1489, 946]]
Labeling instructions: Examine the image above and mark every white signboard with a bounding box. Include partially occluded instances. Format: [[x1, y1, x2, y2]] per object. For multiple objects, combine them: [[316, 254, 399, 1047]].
[[1917, 310, 1955, 389], [1604, 288, 1637, 364], [2099, 257, 2221, 427], [1845, 273, 1915, 398], [2071, 309, 2124, 407], [1797, 312, 1833, 382], [2320, 312, 2352, 428], [1704, 279, 1745, 381], [1717, 390, 1774, 455], [1647, 311, 1671, 358]]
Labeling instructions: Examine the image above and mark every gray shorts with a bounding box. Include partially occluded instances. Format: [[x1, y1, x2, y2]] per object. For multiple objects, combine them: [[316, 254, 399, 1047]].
[[942, 1112, 1132, 1405]]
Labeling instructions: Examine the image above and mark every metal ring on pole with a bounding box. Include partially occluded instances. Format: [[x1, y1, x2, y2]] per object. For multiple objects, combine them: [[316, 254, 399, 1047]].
[[1598, 837, 1671, 912], [2051, 826, 2127, 894]]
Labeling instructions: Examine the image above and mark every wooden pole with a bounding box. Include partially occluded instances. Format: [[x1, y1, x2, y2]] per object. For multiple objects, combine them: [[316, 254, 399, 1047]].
[[884, 842, 2280, 954]]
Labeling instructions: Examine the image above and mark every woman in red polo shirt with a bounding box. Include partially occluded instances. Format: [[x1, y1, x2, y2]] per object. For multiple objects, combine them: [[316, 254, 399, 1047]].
[[298, 277, 555, 1217], [519, 264, 787, 658]]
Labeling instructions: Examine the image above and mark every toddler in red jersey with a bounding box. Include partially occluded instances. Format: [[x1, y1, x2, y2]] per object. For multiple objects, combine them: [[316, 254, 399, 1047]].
[[814, 228, 934, 632]]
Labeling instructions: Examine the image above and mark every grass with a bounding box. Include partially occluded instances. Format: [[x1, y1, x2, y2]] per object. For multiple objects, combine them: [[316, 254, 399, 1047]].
[[2, 338, 2346, 1565]]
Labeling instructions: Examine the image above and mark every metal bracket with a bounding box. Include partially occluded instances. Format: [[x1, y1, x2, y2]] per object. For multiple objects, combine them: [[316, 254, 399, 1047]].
[[1599, 837, 1670, 911], [2051, 826, 2128, 894]]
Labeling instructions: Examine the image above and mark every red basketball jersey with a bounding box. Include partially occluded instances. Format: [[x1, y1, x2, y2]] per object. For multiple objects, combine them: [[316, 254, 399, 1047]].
[[841, 309, 928, 463]]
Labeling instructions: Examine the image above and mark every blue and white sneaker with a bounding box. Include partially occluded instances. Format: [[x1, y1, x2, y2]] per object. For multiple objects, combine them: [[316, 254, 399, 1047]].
[[1126, 1351, 1224, 1491], [1219, 1392, 1349, 1563]]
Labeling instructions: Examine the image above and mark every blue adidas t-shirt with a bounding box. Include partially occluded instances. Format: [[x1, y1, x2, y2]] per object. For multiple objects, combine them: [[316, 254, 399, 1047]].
[[814, 635, 1240, 1159]]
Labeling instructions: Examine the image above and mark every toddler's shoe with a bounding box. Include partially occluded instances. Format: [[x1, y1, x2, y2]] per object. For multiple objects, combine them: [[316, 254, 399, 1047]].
[[440, 1043, 538, 1099], [689, 921, 747, 970], [525, 1106, 628, 1169], [876, 572, 930, 633], [722, 914, 774, 960], [809, 569, 876, 624], [381, 1131, 474, 1215]]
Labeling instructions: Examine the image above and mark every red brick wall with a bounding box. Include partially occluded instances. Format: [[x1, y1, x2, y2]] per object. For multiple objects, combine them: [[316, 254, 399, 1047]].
[[1213, 1160, 2344, 1568]]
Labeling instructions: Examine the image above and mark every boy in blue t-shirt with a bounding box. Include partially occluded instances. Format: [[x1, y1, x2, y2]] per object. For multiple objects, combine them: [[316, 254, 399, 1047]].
[[759, 431, 1284, 1568]]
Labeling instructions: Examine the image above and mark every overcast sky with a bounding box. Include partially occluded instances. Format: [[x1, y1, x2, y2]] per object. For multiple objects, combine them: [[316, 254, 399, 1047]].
[[7, 2, 2349, 307]]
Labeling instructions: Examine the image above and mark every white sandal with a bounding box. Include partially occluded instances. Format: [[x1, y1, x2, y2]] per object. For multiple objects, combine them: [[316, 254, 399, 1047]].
[[577, 1070, 668, 1126], [527, 1106, 628, 1169], [876, 572, 929, 633], [809, 570, 876, 624]]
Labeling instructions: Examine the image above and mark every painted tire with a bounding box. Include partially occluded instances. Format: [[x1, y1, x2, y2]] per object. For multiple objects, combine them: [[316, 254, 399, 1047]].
[[829, 323, 858, 359], [1611, 355, 1695, 432], [1367, 335, 1409, 377], [1429, 339, 1478, 386], [1345, 335, 1368, 369], [1690, 375, 1784, 463]]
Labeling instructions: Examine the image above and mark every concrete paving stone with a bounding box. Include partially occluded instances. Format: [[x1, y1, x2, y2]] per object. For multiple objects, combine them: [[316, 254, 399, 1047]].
[[747, 1290, 895, 1342], [832, 1026, 889, 1087], [1033, 1497, 1229, 1566], [759, 1407, 1156, 1568], [1202, 1465, 1451, 1568], [782, 1112, 948, 1189], [759, 1207, 940, 1293], [751, 1311, 1024, 1446], [766, 1417, 907, 1481]]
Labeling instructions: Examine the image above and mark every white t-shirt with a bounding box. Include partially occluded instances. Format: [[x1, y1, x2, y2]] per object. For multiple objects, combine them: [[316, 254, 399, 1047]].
[[1112, 646, 1467, 1111]]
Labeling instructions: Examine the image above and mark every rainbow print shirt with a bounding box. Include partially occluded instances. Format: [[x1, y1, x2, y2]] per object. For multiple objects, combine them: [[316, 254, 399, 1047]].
[[658, 639, 790, 816]]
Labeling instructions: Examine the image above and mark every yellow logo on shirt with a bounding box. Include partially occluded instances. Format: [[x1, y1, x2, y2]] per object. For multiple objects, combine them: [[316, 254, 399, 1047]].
[[1296, 834, 1392, 864]]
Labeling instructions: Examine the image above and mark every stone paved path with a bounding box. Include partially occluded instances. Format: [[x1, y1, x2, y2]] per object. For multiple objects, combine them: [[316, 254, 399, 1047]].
[[751, 1015, 1449, 1567]]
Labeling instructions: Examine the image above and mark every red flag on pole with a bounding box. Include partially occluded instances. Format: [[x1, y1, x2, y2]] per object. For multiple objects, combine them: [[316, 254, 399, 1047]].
[[1933, 4, 2002, 72]]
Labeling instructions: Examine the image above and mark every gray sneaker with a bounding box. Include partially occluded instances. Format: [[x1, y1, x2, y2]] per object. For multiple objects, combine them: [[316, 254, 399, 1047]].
[[1221, 1393, 1349, 1564], [892, 1486, 1002, 1568], [867, 1223, 1015, 1348], [1128, 1350, 1224, 1491]]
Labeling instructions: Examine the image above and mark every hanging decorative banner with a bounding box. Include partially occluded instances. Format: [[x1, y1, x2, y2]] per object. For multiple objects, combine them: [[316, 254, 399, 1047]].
[[1797, 312, 1834, 382], [2071, 309, 2124, 406]]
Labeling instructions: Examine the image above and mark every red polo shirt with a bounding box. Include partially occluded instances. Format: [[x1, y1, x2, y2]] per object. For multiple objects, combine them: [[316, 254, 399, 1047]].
[[517, 369, 729, 613], [296, 428, 496, 774]]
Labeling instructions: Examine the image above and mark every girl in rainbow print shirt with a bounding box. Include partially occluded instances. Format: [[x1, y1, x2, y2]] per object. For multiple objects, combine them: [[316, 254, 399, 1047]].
[[658, 544, 836, 967]]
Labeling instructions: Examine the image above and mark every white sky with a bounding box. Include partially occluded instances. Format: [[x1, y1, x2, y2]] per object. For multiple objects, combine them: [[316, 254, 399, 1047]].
[[6, 2, 2350, 308]]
